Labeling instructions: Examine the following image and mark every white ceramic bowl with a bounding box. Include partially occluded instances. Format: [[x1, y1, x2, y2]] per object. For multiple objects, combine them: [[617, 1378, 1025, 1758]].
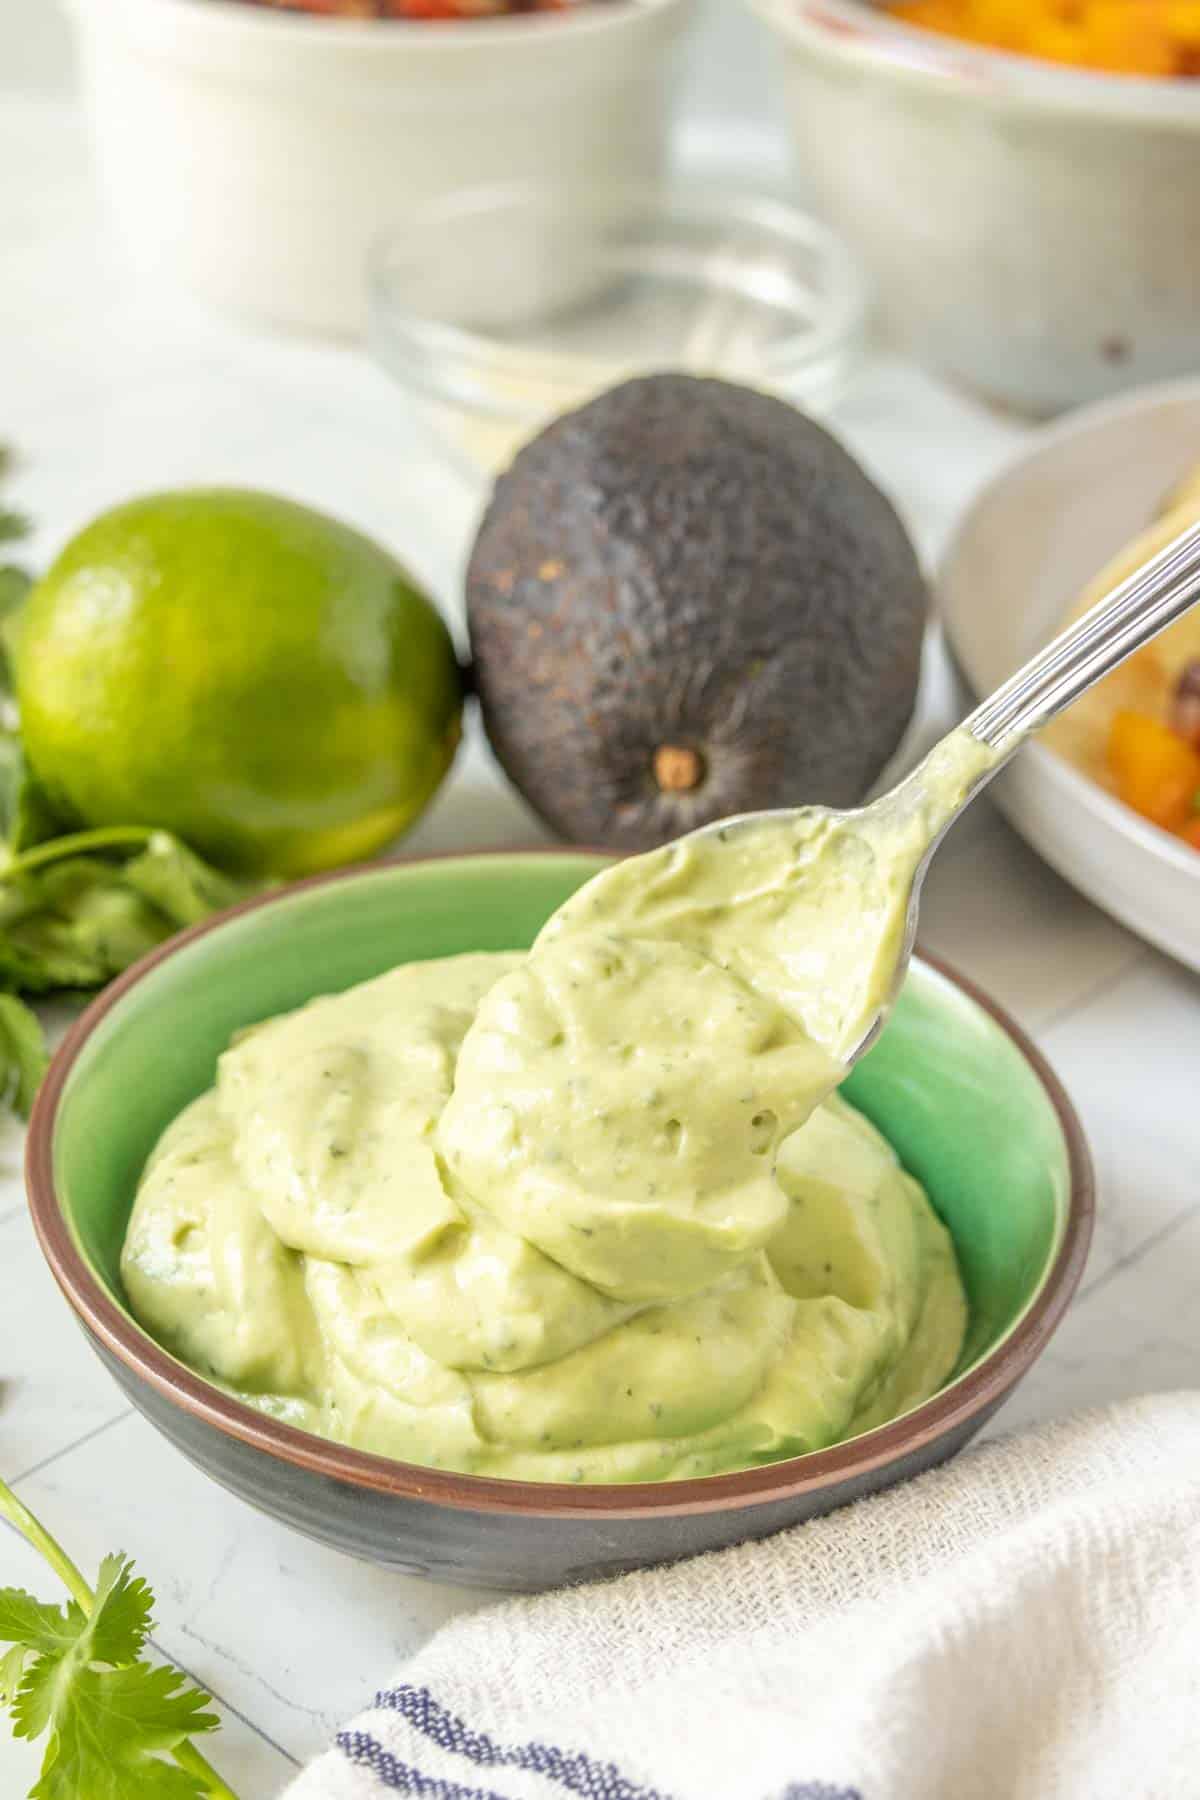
[[67, 0, 694, 335], [748, 0, 1200, 415], [940, 377, 1200, 972]]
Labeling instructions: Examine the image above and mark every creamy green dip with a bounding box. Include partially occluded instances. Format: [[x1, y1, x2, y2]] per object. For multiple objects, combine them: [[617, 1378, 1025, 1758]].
[[122, 741, 983, 1483]]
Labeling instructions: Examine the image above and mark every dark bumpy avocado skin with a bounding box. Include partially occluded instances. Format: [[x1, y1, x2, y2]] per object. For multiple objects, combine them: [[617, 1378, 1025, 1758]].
[[467, 374, 928, 849]]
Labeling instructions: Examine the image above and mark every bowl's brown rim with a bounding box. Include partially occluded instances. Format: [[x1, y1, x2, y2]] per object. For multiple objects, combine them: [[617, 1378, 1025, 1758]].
[[25, 849, 1094, 1521]]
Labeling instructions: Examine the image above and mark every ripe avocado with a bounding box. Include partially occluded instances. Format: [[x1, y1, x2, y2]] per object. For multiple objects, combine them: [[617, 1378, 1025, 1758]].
[[467, 374, 927, 848]]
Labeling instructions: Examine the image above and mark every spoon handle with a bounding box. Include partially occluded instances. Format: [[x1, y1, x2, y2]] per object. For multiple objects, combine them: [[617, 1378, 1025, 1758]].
[[966, 516, 1200, 751]]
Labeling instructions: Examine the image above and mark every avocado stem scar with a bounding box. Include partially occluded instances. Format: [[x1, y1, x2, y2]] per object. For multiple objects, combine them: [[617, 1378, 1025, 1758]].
[[654, 745, 705, 793]]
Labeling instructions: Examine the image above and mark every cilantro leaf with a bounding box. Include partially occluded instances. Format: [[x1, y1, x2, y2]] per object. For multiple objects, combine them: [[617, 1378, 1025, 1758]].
[[10, 1635, 73, 1742], [0, 446, 28, 549], [123, 833, 249, 929], [8, 1556, 175, 1748], [0, 829, 254, 992], [0, 854, 167, 993], [0, 820, 256, 1117], [10, 1564, 120, 1745], [29, 1663, 218, 1800], [86, 1556, 155, 1666], [0, 994, 49, 1117], [0, 564, 32, 627], [0, 1479, 238, 1800], [0, 1643, 28, 1706], [0, 732, 61, 858], [0, 1591, 83, 1658]]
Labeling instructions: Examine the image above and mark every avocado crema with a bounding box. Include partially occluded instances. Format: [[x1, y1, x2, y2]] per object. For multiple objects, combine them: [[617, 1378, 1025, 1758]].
[[122, 786, 973, 1484]]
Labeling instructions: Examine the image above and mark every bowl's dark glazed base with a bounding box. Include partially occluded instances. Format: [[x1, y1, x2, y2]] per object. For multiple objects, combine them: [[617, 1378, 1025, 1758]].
[[95, 1336, 1013, 1591]]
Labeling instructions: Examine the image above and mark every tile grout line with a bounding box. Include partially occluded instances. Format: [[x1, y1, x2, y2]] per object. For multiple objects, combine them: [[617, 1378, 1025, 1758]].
[[180, 1621, 332, 1732], [1075, 1198, 1200, 1305], [8, 1407, 133, 1488], [148, 1636, 303, 1771], [1031, 947, 1149, 1045]]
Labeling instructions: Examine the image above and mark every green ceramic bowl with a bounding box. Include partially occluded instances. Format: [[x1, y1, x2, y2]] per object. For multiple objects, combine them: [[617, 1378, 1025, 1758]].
[[26, 853, 1092, 1590]]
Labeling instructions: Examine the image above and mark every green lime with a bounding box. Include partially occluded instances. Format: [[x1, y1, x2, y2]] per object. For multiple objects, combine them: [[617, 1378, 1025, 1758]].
[[16, 489, 463, 879]]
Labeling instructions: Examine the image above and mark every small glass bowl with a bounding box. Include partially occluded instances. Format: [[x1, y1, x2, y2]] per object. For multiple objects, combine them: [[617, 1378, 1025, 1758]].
[[369, 179, 869, 480]]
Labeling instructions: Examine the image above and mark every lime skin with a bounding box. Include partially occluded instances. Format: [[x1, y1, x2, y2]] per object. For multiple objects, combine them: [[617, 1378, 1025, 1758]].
[[17, 489, 464, 879]]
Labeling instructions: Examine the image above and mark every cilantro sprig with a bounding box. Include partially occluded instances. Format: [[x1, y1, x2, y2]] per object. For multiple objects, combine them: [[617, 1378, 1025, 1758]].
[[0, 1476, 240, 1799], [0, 444, 30, 551]]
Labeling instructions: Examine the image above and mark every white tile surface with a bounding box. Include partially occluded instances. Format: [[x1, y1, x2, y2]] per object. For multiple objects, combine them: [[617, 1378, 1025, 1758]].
[[1000, 1205, 1200, 1437], [2, 87, 1198, 1800], [1, 1211, 131, 1482], [918, 804, 1144, 1037], [1040, 955, 1200, 1293]]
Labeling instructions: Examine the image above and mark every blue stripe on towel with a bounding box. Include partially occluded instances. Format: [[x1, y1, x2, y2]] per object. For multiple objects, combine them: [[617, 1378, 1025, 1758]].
[[338, 1728, 863, 1800], [372, 1685, 672, 1800], [353, 1687, 863, 1800], [776, 1786, 863, 1799], [337, 1728, 513, 1799]]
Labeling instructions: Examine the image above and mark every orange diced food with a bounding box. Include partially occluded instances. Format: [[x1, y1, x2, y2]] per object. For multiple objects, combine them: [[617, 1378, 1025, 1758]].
[[1108, 711, 1200, 831], [890, 0, 1200, 76], [1180, 816, 1200, 850], [1167, 0, 1200, 42]]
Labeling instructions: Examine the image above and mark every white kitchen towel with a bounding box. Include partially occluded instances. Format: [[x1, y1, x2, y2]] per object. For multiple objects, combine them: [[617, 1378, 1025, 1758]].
[[287, 1393, 1200, 1800]]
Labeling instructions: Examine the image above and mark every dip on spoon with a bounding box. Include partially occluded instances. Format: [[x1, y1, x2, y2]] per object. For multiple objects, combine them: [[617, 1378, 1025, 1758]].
[[548, 513, 1200, 1066]]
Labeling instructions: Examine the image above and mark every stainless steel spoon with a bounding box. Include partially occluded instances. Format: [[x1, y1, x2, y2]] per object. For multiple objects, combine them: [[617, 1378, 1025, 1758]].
[[550, 517, 1200, 1069], [739, 513, 1200, 1066]]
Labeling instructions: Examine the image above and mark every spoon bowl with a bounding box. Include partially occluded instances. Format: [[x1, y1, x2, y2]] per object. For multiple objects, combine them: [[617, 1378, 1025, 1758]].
[[560, 514, 1200, 1073], [689, 729, 1004, 1064]]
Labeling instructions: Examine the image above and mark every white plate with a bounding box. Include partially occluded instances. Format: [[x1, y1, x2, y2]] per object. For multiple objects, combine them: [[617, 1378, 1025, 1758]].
[[939, 377, 1200, 974]]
